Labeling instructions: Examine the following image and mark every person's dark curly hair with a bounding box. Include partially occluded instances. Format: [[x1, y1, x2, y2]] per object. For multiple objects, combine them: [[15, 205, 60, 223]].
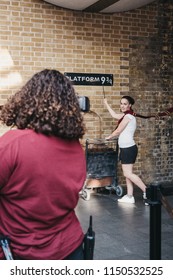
[[0, 69, 85, 139]]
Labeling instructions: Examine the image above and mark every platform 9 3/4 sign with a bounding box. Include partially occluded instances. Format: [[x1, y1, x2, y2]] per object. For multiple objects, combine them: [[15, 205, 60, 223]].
[[64, 73, 113, 86]]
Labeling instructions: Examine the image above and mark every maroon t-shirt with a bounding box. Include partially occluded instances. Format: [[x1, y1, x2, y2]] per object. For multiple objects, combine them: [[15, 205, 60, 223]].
[[0, 129, 86, 259]]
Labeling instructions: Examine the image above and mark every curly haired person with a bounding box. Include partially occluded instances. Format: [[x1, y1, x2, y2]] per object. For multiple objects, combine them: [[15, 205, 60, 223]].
[[0, 69, 86, 259]]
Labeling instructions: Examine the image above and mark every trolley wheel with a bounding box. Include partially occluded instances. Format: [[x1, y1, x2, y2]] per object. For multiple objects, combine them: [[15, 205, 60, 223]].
[[81, 189, 91, 201], [115, 185, 123, 197]]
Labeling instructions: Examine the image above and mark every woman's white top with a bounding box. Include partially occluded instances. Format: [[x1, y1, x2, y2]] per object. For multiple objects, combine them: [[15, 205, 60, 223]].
[[118, 114, 136, 148]]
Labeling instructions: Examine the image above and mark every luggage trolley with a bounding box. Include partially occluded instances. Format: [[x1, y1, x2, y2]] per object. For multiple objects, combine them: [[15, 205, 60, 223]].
[[81, 138, 123, 200]]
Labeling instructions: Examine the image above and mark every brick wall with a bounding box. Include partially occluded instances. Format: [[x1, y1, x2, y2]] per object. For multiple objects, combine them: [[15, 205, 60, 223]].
[[0, 0, 172, 185]]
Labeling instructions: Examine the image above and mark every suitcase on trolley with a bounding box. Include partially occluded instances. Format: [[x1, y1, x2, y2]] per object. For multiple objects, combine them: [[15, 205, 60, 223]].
[[81, 138, 123, 200]]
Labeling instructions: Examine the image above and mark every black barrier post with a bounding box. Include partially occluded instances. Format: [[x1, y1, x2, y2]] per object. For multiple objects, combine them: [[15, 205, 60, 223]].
[[148, 182, 162, 260]]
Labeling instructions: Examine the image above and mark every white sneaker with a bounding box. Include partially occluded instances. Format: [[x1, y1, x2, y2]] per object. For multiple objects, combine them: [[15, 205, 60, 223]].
[[118, 195, 135, 204], [144, 201, 149, 206]]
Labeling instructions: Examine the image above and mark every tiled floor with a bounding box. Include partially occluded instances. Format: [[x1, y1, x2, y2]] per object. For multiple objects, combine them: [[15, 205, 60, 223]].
[[76, 188, 173, 260]]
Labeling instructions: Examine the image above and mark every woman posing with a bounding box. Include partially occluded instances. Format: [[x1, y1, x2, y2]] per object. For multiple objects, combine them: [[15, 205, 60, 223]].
[[104, 96, 148, 205]]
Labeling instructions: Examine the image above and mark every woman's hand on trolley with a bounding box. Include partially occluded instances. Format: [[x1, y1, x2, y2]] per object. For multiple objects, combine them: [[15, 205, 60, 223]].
[[105, 135, 117, 141]]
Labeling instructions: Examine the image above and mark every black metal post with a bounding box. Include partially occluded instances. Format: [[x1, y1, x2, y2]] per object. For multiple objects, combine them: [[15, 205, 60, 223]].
[[148, 182, 162, 260]]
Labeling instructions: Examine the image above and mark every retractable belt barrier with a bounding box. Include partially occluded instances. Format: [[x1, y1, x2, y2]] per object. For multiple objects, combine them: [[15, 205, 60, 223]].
[[147, 182, 173, 260]]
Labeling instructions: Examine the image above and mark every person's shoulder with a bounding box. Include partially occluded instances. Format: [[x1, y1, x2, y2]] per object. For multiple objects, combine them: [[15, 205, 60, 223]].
[[0, 129, 35, 146], [125, 114, 136, 120], [1, 129, 33, 138], [124, 114, 136, 123]]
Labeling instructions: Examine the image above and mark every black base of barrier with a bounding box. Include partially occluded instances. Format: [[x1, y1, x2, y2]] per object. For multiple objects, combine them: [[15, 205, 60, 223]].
[[147, 183, 162, 260], [147, 181, 173, 260]]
